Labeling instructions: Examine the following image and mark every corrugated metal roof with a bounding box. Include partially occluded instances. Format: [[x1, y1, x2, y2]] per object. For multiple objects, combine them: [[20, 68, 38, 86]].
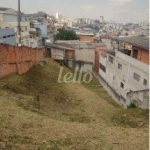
[[113, 36, 149, 51], [93, 43, 106, 47], [101, 49, 115, 56], [46, 43, 74, 50], [55, 41, 95, 49]]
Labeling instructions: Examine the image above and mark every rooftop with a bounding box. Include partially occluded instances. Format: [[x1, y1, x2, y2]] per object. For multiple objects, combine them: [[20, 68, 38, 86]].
[[93, 43, 107, 47], [0, 7, 10, 12], [102, 50, 115, 56], [76, 32, 94, 36], [55, 40, 95, 49], [46, 43, 74, 51], [113, 36, 149, 51]]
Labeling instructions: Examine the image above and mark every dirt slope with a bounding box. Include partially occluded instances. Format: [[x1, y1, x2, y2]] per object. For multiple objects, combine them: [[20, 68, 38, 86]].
[[0, 58, 148, 150]]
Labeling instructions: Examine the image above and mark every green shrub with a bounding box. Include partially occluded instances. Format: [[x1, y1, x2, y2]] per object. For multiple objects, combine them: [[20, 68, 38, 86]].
[[128, 100, 137, 108]]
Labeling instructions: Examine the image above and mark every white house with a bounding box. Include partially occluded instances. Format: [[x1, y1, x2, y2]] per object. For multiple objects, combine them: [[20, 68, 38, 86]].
[[99, 36, 149, 109]]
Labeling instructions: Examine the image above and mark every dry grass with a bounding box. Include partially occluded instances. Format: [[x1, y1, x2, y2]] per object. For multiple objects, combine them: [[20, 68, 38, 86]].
[[0, 58, 149, 150]]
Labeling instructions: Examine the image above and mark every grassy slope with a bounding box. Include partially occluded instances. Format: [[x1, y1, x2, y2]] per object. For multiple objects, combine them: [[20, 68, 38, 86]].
[[0, 58, 149, 150]]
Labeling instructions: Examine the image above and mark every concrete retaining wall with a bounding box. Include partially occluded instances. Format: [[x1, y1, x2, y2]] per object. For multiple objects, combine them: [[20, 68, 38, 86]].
[[93, 71, 149, 109]]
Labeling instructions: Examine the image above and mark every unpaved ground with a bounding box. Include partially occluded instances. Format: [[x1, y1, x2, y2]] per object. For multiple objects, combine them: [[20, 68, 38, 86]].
[[0, 58, 148, 150]]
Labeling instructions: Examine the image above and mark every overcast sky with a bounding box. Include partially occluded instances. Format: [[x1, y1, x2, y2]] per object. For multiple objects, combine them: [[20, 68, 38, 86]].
[[0, 0, 149, 23]]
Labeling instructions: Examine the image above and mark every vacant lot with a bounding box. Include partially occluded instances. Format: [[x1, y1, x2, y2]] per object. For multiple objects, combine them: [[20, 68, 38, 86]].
[[0, 58, 148, 150]]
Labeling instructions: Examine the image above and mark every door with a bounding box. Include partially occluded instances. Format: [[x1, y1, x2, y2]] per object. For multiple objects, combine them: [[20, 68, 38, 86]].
[[133, 50, 138, 59]]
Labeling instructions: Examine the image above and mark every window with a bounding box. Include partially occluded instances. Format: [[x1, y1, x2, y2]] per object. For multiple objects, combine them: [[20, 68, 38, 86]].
[[100, 63, 106, 73], [25, 27, 28, 31], [113, 76, 115, 80], [143, 79, 147, 86], [108, 56, 114, 64], [133, 50, 138, 59], [118, 63, 122, 70], [120, 82, 124, 89], [133, 73, 140, 82]]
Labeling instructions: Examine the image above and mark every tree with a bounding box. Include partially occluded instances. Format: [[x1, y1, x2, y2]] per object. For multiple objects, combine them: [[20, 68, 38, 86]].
[[54, 28, 78, 41], [43, 13, 47, 19]]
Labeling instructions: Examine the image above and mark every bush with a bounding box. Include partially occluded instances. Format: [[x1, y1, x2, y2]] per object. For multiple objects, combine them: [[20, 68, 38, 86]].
[[128, 100, 137, 108]]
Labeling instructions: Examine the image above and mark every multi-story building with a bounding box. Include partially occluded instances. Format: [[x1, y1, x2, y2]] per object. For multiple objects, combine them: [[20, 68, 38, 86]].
[[85, 18, 93, 25], [67, 20, 73, 28], [0, 7, 44, 48], [98, 36, 149, 109], [0, 7, 31, 46], [31, 20, 52, 45], [56, 12, 62, 23], [100, 16, 104, 23]]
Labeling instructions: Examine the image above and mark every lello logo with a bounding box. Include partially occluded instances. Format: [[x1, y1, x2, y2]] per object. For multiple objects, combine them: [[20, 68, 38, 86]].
[[58, 67, 93, 83]]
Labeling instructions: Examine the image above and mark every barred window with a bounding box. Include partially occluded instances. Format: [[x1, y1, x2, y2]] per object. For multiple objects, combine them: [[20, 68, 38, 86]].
[[143, 79, 147, 86], [120, 82, 124, 89], [108, 56, 114, 64], [118, 63, 122, 70], [100, 63, 106, 73], [133, 73, 140, 82]]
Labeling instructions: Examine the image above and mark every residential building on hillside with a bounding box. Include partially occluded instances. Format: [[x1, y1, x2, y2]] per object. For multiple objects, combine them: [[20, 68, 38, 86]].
[[76, 31, 94, 43], [98, 36, 149, 109], [46, 43, 74, 68], [0, 7, 44, 48], [31, 20, 52, 46], [0, 7, 30, 46], [112, 36, 149, 64], [46, 40, 95, 72]]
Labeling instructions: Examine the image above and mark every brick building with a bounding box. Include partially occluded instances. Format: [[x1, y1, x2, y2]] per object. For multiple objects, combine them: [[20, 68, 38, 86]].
[[113, 36, 149, 64], [76, 32, 94, 43]]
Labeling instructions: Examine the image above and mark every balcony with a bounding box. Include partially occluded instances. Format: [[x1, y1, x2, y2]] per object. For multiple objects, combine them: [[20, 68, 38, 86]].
[[118, 48, 131, 56]]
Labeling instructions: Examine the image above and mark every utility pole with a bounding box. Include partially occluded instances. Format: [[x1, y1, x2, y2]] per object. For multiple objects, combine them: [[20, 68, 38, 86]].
[[18, 0, 21, 46]]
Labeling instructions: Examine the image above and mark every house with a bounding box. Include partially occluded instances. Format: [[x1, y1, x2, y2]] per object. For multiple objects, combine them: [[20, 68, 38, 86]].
[[0, 7, 43, 48], [0, 7, 30, 46], [112, 36, 149, 64], [31, 20, 52, 46], [46, 40, 95, 72], [56, 41, 95, 72], [0, 7, 26, 22], [98, 36, 149, 109], [0, 28, 16, 45], [46, 43, 75, 68], [76, 31, 94, 43]]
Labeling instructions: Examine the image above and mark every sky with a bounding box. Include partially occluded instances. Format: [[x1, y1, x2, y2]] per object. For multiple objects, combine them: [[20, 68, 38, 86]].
[[0, 0, 149, 23]]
